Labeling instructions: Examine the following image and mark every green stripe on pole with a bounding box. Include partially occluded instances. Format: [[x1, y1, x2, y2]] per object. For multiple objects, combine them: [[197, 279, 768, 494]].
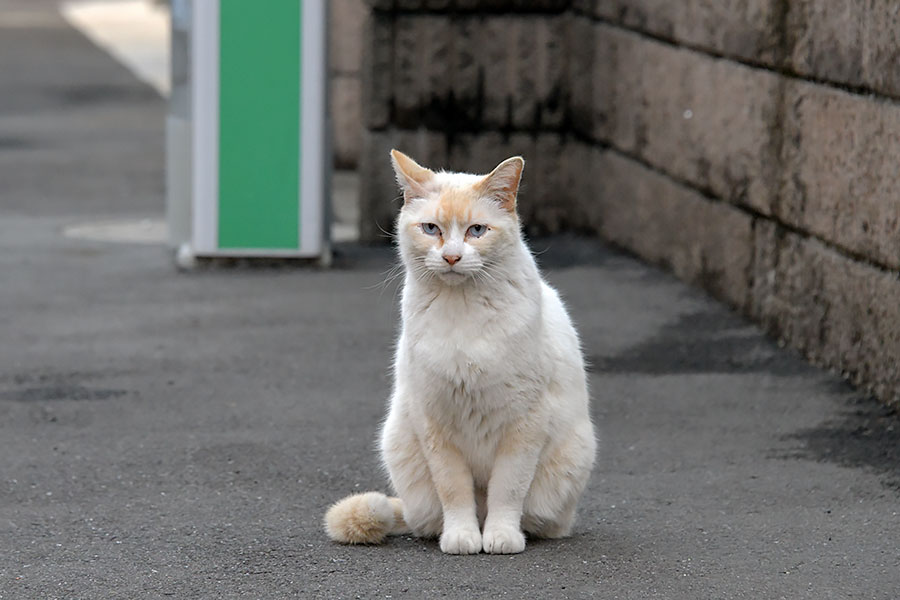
[[218, 0, 300, 249]]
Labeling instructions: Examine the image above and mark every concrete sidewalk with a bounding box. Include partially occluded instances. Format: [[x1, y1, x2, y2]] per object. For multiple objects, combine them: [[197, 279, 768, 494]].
[[1, 4, 898, 599]]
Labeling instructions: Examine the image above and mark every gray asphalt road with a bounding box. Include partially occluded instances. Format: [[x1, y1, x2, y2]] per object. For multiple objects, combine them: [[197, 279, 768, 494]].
[[1, 4, 898, 599], [0, 1, 162, 218]]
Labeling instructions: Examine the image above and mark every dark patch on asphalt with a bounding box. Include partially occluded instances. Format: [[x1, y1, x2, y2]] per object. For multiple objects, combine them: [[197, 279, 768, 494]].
[[530, 234, 620, 269], [590, 309, 811, 376], [0, 136, 33, 151], [331, 242, 396, 270], [0, 371, 129, 402], [784, 392, 900, 490], [55, 83, 158, 106], [1, 385, 127, 402]]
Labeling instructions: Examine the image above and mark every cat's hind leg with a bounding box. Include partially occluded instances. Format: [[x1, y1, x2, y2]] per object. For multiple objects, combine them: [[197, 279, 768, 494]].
[[381, 409, 443, 539], [522, 420, 595, 539], [523, 495, 578, 539]]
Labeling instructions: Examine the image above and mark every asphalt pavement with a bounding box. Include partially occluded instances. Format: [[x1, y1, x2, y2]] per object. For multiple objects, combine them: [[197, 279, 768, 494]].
[[1, 3, 898, 599]]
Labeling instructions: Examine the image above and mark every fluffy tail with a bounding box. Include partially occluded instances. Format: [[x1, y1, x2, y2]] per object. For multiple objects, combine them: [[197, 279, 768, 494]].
[[324, 492, 408, 544]]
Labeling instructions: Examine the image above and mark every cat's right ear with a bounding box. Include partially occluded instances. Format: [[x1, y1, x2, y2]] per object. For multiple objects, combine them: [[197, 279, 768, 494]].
[[390, 149, 434, 205], [479, 156, 524, 213]]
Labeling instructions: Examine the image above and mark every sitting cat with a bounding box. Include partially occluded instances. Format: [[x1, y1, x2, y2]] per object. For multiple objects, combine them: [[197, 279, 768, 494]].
[[325, 150, 596, 554]]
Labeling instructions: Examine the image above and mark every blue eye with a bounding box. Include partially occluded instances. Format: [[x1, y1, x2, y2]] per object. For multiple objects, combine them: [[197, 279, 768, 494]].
[[421, 222, 441, 236], [467, 224, 487, 238]]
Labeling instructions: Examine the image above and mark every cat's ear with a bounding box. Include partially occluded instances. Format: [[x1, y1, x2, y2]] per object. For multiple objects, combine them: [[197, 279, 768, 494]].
[[479, 156, 524, 213], [390, 149, 434, 204]]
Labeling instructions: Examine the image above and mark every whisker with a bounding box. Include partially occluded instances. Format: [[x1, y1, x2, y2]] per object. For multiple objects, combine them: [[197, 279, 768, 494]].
[[477, 268, 498, 285], [479, 263, 507, 283], [364, 262, 404, 292], [374, 221, 395, 240]]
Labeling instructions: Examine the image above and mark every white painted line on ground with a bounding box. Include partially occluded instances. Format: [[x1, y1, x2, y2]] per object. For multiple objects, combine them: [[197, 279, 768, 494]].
[[60, 0, 170, 95], [63, 218, 168, 244]]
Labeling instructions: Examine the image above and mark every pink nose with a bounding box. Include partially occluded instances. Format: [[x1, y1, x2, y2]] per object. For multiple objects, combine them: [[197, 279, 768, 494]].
[[443, 254, 461, 266]]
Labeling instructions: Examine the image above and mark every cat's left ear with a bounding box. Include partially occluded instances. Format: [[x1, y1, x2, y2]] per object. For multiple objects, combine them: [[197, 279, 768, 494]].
[[390, 149, 435, 204], [479, 156, 524, 213]]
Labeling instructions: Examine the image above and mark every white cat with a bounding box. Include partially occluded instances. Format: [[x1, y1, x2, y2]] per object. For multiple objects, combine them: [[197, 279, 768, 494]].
[[325, 150, 596, 554]]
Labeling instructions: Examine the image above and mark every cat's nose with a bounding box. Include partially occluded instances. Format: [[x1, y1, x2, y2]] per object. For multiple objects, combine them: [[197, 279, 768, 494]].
[[443, 254, 461, 266]]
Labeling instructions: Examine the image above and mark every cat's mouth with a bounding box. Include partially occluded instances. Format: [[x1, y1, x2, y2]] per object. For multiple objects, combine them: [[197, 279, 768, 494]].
[[437, 268, 468, 284]]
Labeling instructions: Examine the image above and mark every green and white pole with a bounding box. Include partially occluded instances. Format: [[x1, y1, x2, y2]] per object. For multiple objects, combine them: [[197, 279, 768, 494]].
[[185, 0, 328, 260]]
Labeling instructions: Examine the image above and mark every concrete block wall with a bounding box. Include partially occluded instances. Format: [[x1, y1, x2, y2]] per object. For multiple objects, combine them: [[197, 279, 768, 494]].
[[360, 2, 586, 240], [330, 0, 368, 168], [358, 0, 900, 407]]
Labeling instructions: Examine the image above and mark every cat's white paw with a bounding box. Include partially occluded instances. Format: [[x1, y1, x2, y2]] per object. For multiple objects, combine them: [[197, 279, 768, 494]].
[[440, 526, 482, 555], [482, 525, 526, 554]]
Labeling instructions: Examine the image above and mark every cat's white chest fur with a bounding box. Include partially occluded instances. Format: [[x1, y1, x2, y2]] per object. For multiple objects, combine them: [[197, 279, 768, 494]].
[[403, 282, 542, 390], [397, 276, 558, 485]]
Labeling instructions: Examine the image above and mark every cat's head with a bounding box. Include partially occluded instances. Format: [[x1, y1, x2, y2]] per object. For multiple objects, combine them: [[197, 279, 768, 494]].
[[391, 150, 525, 286]]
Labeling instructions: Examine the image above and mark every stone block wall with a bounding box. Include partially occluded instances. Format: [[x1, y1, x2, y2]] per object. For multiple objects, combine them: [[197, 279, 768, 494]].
[[358, 0, 900, 407]]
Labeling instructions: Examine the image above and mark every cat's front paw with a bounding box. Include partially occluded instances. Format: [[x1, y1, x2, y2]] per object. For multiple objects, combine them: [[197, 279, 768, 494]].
[[440, 526, 482, 555], [482, 524, 526, 554]]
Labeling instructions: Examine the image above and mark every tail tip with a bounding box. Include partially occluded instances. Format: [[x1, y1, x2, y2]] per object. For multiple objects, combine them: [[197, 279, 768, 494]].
[[324, 492, 395, 544]]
